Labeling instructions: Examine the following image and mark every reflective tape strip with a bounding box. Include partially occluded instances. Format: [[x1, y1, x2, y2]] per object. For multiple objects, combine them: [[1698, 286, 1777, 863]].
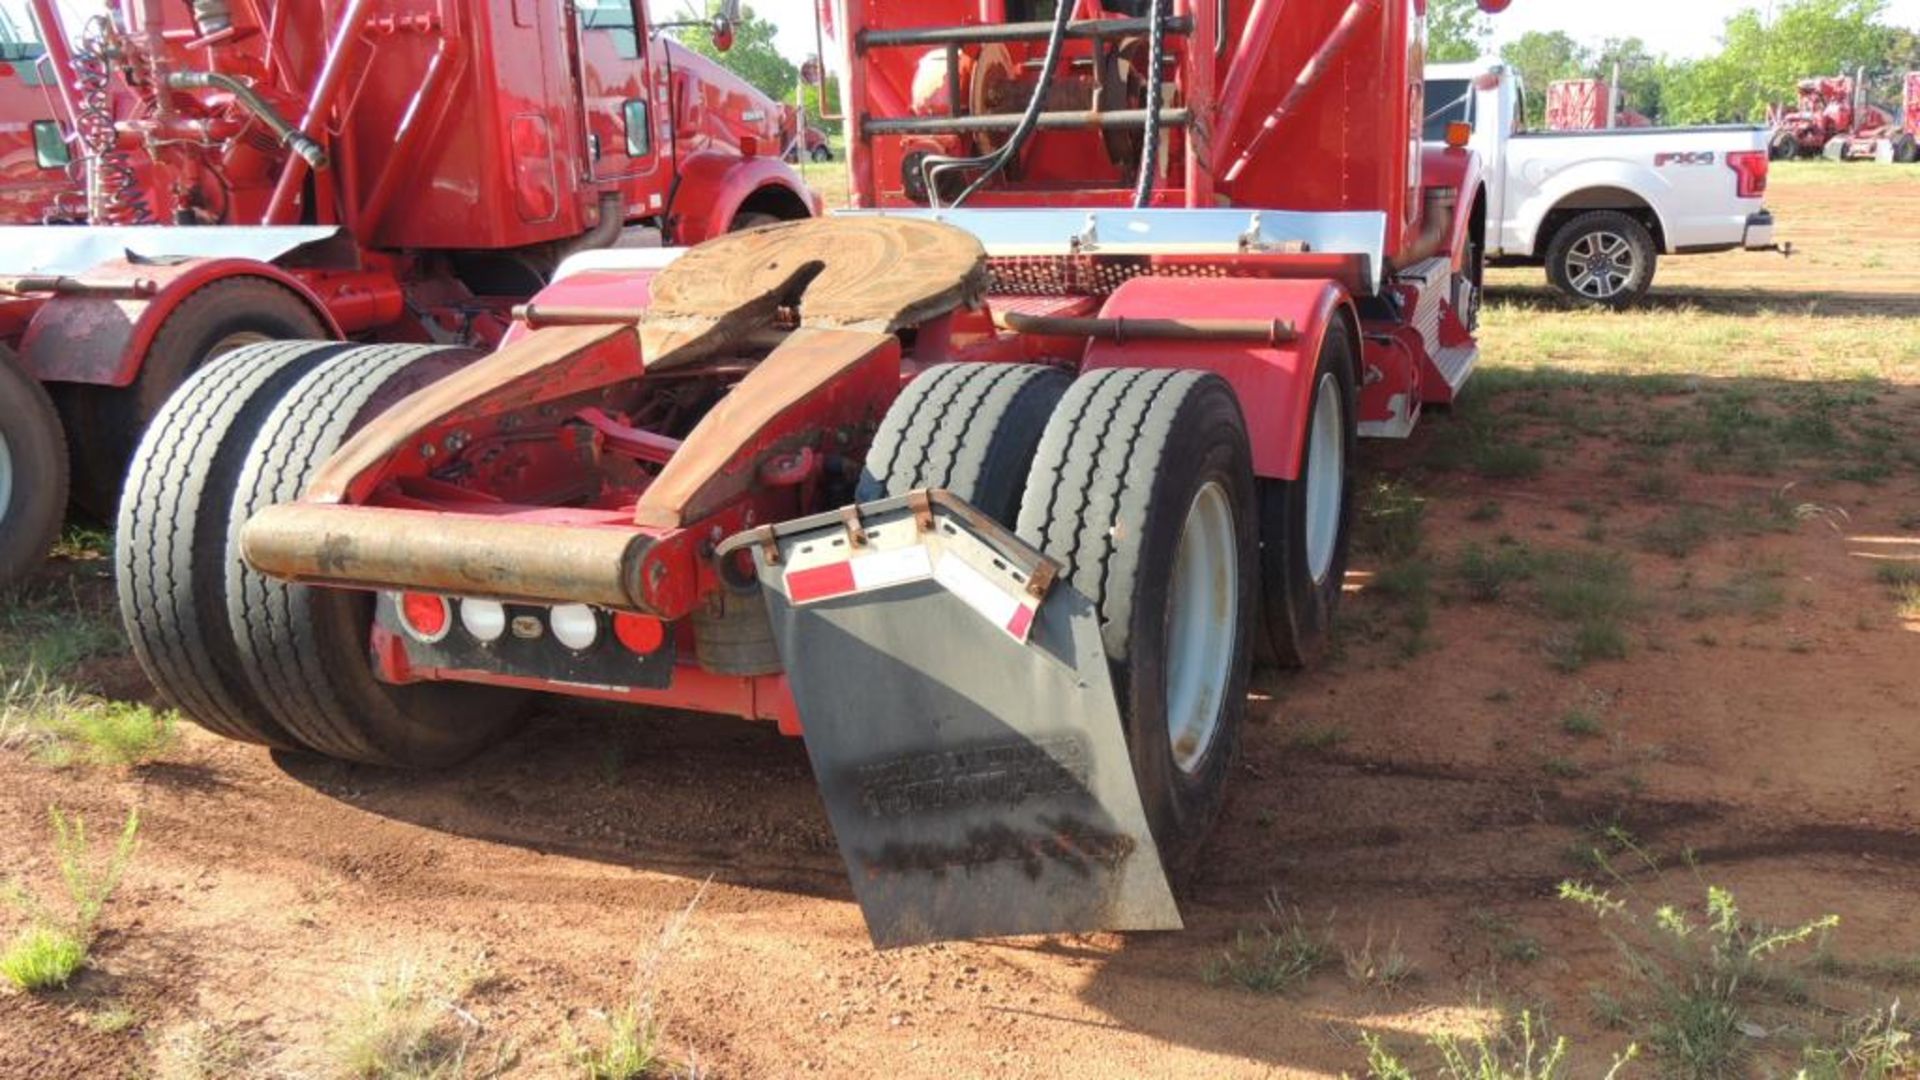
[[933, 553, 1040, 644], [785, 544, 934, 604]]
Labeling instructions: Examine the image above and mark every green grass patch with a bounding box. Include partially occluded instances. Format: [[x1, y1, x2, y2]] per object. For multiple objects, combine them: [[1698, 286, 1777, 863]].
[[0, 924, 87, 991], [2, 668, 179, 768], [1560, 708, 1604, 738], [1203, 898, 1335, 995], [1, 807, 140, 993], [1457, 544, 1536, 602], [1356, 479, 1428, 562], [1362, 1010, 1634, 1080], [1638, 506, 1717, 559]]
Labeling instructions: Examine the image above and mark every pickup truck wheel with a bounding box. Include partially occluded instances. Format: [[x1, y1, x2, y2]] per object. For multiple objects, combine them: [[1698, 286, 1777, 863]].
[[1260, 328, 1357, 668], [0, 346, 66, 591], [1546, 211, 1657, 309], [856, 363, 1071, 525], [226, 344, 526, 768], [116, 340, 354, 748], [68, 276, 329, 518], [1016, 369, 1257, 876]]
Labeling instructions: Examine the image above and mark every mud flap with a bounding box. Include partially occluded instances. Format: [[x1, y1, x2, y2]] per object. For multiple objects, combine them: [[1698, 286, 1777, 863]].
[[719, 491, 1181, 948]]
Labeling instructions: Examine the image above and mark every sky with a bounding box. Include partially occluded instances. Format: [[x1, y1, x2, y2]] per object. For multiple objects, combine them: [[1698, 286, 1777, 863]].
[[750, 0, 1920, 64]]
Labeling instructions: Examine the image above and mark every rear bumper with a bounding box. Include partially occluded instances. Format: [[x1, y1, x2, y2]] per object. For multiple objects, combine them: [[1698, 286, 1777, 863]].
[[1742, 210, 1777, 250]]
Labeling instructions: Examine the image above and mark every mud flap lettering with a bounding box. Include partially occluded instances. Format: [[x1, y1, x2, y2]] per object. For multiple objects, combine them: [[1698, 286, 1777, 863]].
[[722, 491, 1180, 948]]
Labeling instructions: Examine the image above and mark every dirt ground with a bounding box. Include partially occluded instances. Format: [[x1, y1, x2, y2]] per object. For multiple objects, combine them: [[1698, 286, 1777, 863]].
[[2, 163, 1918, 1078]]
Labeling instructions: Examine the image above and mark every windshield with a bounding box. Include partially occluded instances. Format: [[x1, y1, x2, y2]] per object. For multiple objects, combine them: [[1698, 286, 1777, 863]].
[[0, 1, 46, 64], [1423, 78, 1473, 141]]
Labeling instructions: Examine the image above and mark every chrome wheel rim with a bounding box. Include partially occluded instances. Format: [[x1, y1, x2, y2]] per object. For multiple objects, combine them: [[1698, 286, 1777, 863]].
[[1304, 372, 1345, 585], [0, 424, 13, 518], [1565, 231, 1636, 300], [1166, 480, 1238, 775]]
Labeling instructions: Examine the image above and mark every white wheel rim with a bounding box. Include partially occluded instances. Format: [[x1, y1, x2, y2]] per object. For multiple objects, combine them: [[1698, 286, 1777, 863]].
[[0, 424, 13, 518], [1565, 231, 1636, 299], [1165, 480, 1238, 775], [1304, 372, 1345, 586]]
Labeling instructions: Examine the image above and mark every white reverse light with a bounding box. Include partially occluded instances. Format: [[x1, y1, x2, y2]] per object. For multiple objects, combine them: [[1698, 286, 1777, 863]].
[[550, 604, 600, 651], [460, 599, 507, 643]]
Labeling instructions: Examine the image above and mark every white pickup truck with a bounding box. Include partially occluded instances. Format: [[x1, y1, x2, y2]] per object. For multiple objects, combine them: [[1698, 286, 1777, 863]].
[[1427, 62, 1781, 307]]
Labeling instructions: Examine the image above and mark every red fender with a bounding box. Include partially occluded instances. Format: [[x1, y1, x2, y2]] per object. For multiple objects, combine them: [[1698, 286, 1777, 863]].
[[1083, 276, 1357, 481], [669, 150, 821, 244], [19, 258, 357, 387]]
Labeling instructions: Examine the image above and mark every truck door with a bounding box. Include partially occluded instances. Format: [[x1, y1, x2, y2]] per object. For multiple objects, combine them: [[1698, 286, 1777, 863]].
[[573, 0, 666, 214]]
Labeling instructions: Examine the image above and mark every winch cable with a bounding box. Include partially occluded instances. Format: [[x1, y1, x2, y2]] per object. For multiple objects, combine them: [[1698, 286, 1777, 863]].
[[1131, 0, 1166, 208], [925, 0, 1075, 208]]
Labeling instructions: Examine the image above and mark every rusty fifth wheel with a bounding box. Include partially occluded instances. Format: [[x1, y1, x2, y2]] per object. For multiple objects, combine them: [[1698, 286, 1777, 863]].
[[0, 344, 66, 591]]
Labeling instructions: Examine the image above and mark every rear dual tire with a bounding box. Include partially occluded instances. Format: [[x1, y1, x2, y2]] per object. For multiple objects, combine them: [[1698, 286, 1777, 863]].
[[859, 348, 1355, 873], [118, 341, 522, 766], [1016, 369, 1259, 875], [0, 346, 67, 592]]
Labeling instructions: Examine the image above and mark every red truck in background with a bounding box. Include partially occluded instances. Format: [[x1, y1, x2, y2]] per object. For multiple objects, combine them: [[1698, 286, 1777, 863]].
[[0, 0, 817, 589], [0, 8, 70, 223]]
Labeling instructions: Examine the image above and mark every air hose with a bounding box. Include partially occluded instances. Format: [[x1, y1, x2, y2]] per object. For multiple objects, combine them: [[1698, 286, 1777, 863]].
[[926, 0, 1076, 208]]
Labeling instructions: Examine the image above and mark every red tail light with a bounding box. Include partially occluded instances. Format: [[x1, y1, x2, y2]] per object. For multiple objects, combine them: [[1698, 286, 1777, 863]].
[[613, 613, 667, 655], [398, 592, 451, 642], [1727, 150, 1768, 199]]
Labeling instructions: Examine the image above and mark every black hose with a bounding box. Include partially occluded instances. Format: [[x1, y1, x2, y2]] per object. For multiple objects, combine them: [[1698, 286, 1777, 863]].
[[1131, 0, 1165, 208], [925, 0, 1076, 208]]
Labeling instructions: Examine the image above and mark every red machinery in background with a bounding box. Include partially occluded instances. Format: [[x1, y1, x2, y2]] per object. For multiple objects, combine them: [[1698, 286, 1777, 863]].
[[1769, 71, 1916, 163], [1906, 71, 1920, 141], [119, 0, 1514, 947], [1545, 77, 1650, 131], [0, 0, 818, 588]]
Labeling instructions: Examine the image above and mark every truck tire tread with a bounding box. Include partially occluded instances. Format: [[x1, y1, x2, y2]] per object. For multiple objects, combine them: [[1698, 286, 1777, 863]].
[[856, 363, 1070, 524], [116, 339, 350, 747]]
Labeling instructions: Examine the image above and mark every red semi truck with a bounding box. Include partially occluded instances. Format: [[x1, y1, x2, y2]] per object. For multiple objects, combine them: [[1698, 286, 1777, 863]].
[[123, 0, 1511, 946], [0, 0, 816, 588], [0, 8, 71, 224]]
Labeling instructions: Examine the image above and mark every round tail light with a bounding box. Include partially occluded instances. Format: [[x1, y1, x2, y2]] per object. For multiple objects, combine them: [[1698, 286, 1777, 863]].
[[613, 613, 667, 654], [398, 592, 451, 643]]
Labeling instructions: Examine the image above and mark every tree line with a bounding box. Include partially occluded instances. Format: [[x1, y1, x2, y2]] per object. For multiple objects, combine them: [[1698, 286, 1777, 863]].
[[683, 0, 1918, 133], [1431, 0, 1920, 127]]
